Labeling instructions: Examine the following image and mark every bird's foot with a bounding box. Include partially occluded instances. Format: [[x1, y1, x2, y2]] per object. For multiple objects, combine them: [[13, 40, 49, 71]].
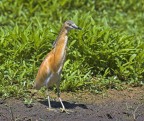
[[60, 108, 73, 114], [47, 108, 57, 112]]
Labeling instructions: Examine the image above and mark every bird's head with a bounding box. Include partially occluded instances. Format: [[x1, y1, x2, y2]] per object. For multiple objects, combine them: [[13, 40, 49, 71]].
[[64, 20, 82, 30]]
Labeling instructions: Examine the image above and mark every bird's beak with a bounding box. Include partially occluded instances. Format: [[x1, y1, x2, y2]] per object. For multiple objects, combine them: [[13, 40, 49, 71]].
[[72, 24, 82, 30], [76, 26, 82, 30]]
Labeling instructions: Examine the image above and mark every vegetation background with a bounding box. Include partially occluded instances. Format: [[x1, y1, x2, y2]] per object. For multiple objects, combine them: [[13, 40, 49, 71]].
[[0, 0, 144, 98]]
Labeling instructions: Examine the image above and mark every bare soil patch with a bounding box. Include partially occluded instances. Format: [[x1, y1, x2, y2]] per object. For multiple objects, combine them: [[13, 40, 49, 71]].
[[0, 87, 144, 121]]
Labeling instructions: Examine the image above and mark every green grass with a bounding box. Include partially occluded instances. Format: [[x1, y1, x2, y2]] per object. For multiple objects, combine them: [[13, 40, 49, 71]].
[[0, 0, 144, 98]]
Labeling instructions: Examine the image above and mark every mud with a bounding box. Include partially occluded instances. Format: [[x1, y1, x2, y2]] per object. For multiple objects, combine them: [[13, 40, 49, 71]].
[[0, 87, 144, 121]]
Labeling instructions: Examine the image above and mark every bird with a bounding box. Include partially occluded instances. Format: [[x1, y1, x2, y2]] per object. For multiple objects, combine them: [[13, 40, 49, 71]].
[[33, 20, 81, 112]]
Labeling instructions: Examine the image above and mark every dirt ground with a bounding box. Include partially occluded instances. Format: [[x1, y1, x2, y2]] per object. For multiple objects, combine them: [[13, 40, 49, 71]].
[[0, 86, 144, 121]]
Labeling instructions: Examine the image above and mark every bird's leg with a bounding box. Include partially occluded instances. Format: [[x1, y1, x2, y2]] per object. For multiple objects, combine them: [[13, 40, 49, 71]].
[[56, 74, 66, 111], [56, 74, 72, 113], [57, 90, 66, 111], [46, 90, 57, 112], [57, 89, 73, 114], [46, 90, 51, 109]]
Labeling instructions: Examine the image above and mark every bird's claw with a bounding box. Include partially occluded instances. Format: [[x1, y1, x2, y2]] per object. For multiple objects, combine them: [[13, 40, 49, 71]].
[[60, 108, 73, 114], [47, 108, 57, 112]]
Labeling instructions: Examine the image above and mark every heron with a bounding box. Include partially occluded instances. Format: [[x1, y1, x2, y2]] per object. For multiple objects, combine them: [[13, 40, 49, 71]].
[[33, 20, 81, 112]]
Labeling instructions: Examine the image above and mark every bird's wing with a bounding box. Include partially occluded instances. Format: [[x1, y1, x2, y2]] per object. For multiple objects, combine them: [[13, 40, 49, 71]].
[[33, 51, 54, 90]]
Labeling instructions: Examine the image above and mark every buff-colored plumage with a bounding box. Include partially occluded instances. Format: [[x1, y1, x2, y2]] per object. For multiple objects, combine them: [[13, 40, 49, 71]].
[[33, 20, 81, 112]]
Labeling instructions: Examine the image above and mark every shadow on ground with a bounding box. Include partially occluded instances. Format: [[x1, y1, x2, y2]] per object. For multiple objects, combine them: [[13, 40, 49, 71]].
[[39, 99, 88, 109]]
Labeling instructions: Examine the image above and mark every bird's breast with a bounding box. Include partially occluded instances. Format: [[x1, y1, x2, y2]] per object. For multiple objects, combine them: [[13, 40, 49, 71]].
[[52, 47, 66, 72], [52, 36, 67, 73]]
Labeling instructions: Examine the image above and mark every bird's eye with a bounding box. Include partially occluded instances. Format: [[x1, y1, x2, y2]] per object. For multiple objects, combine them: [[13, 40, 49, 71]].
[[68, 23, 72, 26]]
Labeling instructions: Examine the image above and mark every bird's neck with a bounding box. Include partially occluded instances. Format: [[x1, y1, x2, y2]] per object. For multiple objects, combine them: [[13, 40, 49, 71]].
[[54, 26, 69, 47], [52, 26, 69, 72]]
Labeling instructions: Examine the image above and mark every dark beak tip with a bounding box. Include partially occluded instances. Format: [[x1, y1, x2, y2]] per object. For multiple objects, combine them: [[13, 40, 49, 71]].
[[77, 27, 82, 30]]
